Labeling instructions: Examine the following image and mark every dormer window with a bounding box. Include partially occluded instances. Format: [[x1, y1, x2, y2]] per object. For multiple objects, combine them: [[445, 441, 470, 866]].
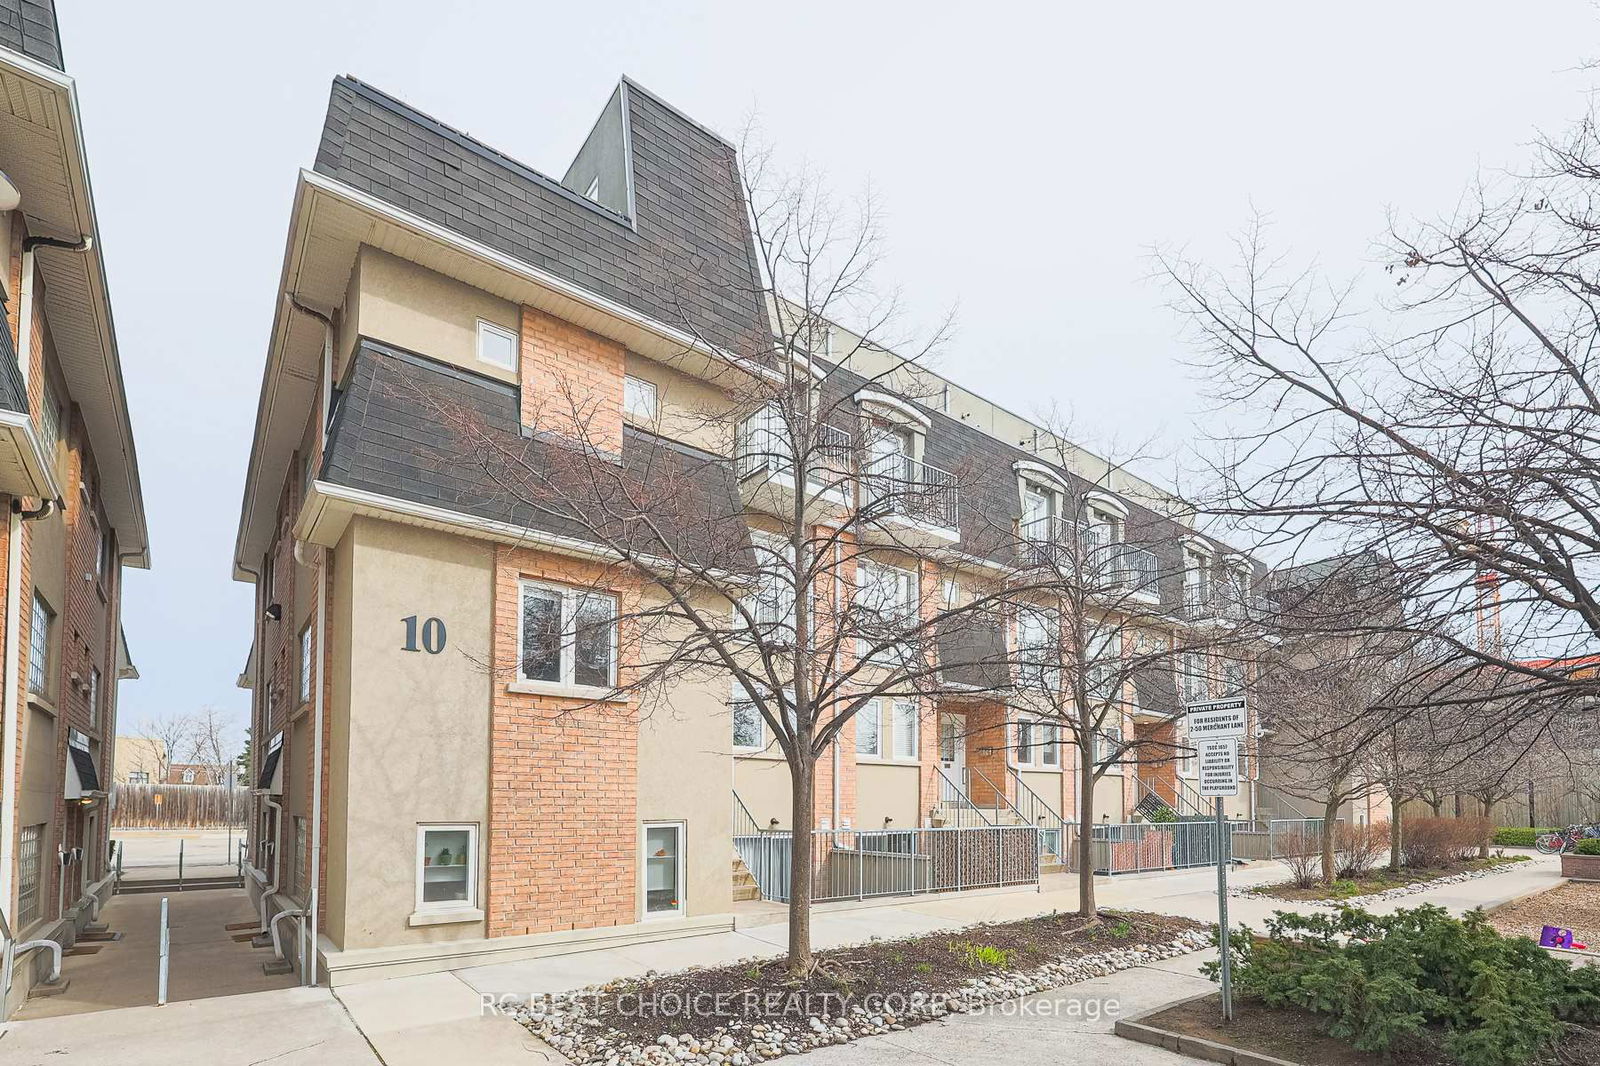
[[1182, 538, 1214, 612], [1013, 462, 1068, 544], [1083, 492, 1128, 548]]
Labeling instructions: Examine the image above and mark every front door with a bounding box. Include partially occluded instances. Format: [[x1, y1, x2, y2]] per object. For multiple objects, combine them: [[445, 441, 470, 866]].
[[939, 713, 965, 802]]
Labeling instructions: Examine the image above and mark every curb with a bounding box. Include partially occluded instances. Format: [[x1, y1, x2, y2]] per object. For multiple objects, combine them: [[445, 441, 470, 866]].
[[1114, 992, 1310, 1066]]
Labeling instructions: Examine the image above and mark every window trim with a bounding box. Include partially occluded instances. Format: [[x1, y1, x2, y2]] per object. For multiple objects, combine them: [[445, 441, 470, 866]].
[[475, 319, 519, 372], [623, 374, 658, 421], [412, 822, 480, 921], [298, 623, 313, 707], [642, 821, 686, 920], [17, 823, 43, 928], [731, 696, 767, 754], [855, 698, 883, 759], [27, 591, 51, 697], [1013, 714, 1062, 770], [513, 579, 619, 695], [889, 699, 919, 762]]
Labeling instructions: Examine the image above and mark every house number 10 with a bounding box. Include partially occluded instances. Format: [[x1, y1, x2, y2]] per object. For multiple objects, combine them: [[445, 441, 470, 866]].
[[401, 615, 447, 654]]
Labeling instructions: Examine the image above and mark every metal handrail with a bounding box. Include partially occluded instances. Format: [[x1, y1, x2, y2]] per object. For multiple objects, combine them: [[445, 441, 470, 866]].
[[733, 791, 765, 837], [967, 765, 1032, 826], [933, 765, 994, 827], [862, 452, 959, 529], [734, 406, 853, 485]]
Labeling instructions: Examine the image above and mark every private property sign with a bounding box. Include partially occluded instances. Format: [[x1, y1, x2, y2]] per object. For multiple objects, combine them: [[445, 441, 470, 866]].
[[1196, 738, 1240, 798], [1185, 696, 1247, 740]]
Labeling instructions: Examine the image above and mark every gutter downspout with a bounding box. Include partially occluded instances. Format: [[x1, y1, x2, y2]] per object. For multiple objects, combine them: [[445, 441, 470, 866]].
[[257, 797, 283, 932], [287, 296, 332, 989], [0, 235, 84, 937], [269, 905, 308, 962]]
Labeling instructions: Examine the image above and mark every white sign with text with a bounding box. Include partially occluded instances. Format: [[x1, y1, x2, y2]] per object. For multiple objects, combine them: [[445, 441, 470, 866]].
[[1197, 737, 1240, 798]]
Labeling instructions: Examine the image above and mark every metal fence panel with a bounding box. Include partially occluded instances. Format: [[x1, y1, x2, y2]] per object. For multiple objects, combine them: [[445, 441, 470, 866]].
[[735, 825, 1040, 904]]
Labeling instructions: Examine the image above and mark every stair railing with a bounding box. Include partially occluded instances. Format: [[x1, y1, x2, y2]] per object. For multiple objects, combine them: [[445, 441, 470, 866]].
[[1009, 768, 1069, 860], [932, 766, 994, 828]]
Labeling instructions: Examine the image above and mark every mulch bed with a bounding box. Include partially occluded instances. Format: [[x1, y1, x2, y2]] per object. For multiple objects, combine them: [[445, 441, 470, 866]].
[[516, 909, 1207, 1065], [1253, 856, 1526, 902], [1142, 993, 1600, 1066], [1489, 881, 1600, 949]]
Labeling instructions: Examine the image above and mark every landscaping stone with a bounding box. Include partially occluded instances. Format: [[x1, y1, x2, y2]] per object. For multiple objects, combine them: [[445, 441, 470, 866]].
[[1231, 859, 1526, 908], [511, 924, 1212, 1066]]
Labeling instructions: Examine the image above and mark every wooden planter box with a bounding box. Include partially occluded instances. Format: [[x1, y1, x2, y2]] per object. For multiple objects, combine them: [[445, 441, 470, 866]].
[[1561, 853, 1600, 881]]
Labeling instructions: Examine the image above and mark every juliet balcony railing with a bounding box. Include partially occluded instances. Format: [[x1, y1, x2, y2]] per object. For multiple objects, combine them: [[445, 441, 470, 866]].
[[861, 452, 959, 531], [733, 406, 854, 490]]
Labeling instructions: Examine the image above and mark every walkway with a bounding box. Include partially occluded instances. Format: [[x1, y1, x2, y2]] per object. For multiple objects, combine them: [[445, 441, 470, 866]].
[[330, 851, 1564, 1066], [12, 886, 296, 1019]]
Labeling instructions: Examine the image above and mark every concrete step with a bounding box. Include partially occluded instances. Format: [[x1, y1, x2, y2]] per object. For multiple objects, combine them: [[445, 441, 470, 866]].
[[732, 884, 762, 902]]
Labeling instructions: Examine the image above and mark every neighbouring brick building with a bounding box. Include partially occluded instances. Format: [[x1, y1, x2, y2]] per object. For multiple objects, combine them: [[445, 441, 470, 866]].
[[236, 74, 1264, 986], [0, 0, 149, 1017]]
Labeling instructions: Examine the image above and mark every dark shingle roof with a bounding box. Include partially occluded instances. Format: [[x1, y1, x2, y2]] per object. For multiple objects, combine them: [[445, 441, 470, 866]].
[[0, 0, 61, 69], [69, 744, 99, 792], [313, 76, 768, 361], [0, 300, 26, 414], [323, 339, 753, 571]]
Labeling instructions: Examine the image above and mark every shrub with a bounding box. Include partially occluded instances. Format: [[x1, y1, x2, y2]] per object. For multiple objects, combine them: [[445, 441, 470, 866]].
[[1210, 905, 1600, 1065], [949, 940, 1014, 970], [1336, 821, 1389, 879], [1492, 827, 1556, 847], [1576, 838, 1600, 856], [1400, 816, 1492, 868], [1278, 828, 1322, 887]]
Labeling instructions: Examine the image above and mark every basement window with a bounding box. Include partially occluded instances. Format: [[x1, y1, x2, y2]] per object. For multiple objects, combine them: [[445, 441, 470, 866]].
[[415, 824, 477, 917], [476, 320, 518, 372], [644, 822, 685, 918]]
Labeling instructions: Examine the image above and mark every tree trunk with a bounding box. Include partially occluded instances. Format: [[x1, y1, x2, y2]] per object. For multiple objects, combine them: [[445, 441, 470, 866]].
[[1389, 806, 1402, 873], [1321, 796, 1341, 883], [1478, 796, 1492, 858], [1426, 796, 1443, 816], [787, 756, 814, 974], [1076, 744, 1097, 916]]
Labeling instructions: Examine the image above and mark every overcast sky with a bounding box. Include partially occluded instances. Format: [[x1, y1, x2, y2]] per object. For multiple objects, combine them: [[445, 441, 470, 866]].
[[58, 1, 1599, 745]]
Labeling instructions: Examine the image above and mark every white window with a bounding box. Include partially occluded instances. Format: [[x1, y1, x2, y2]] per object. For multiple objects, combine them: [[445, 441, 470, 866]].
[[38, 378, 60, 461], [643, 823, 684, 917], [941, 577, 960, 608], [128, 771, 149, 785], [1021, 482, 1058, 540], [181, 768, 196, 784], [294, 816, 308, 894], [17, 824, 42, 927], [1086, 626, 1119, 704], [27, 592, 51, 695], [731, 698, 766, 752], [416, 824, 477, 914], [1095, 725, 1124, 772], [88, 666, 101, 729], [518, 581, 618, 689], [855, 561, 918, 662], [1184, 547, 1213, 608], [1086, 505, 1123, 546], [475, 320, 518, 371], [891, 700, 919, 760], [855, 699, 882, 757], [1222, 658, 1245, 696], [623, 375, 657, 420], [298, 624, 313, 705], [743, 533, 795, 641], [1177, 720, 1196, 778], [1182, 651, 1208, 705], [1015, 716, 1061, 768], [1016, 606, 1060, 691]]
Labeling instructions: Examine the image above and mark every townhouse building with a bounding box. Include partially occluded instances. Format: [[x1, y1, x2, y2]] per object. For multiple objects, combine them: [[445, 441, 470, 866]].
[[235, 74, 1262, 985], [0, 0, 149, 1016]]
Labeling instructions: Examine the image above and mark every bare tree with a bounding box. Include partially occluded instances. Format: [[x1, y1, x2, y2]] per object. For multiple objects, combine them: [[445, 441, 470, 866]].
[[401, 142, 1077, 973], [187, 705, 241, 789], [132, 712, 194, 784], [1156, 110, 1600, 732]]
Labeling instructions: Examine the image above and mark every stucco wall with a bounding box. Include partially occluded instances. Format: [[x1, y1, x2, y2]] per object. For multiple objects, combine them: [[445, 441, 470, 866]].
[[335, 517, 493, 950], [352, 247, 521, 385], [855, 762, 920, 830]]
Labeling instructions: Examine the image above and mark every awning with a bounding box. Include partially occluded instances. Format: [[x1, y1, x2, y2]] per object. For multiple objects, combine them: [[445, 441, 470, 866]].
[[65, 744, 102, 799], [256, 744, 283, 793]]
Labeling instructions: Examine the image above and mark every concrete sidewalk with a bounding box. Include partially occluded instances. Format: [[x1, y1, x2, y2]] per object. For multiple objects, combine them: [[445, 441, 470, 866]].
[[328, 852, 1563, 1066]]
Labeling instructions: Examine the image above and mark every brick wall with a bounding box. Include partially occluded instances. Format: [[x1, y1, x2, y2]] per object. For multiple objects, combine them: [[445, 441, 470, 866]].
[[519, 306, 624, 453], [486, 545, 638, 937]]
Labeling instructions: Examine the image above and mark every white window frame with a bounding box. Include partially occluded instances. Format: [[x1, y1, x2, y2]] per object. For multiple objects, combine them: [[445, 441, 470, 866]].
[[731, 696, 767, 753], [515, 580, 619, 692], [475, 319, 519, 372], [642, 821, 686, 919], [127, 770, 149, 785], [298, 623, 313, 706], [17, 823, 42, 928], [855, 698, 883, 758], [855, 561, 919, 664], [1013, 715, 1062, 769], [88, 665, 101, 729], [890, 699, 919, 761], [414, 823, 479, 917], [1181, 650, 1208, 705], [742, 532, 796, 641], [27, 592, 50, 696], [623, 375, 658, 421], [1177, 719, 1196, 778], [1015, 606, 1061, 692], [181, 768, 196, 784], [1095, 724, 1125, 774]]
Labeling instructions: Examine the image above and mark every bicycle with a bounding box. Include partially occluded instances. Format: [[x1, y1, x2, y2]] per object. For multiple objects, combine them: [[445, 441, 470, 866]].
[[1534, 824, 1600, 855]]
